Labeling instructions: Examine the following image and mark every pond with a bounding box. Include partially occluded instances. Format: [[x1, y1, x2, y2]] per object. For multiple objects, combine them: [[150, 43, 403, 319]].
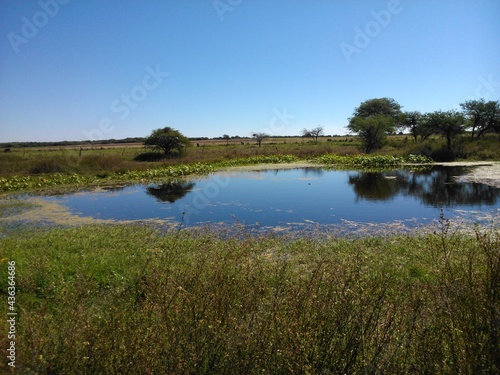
[[39, 166, 500, 232]]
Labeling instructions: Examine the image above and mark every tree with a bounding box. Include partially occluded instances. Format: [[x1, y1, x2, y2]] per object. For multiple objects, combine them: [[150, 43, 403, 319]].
[[460, 99, 500, 138], [401, 111, 422, 142], [301, 126, 324, 144], [222, 134, 230, 146], [348, 115, 396, 153], [351, 97, 402, 121], [252, 132, 269, 147], [144, 127, 190, 156], [347, 98, 402, 153], [425, 110, 465, 150], [414, 114, 435, 142]]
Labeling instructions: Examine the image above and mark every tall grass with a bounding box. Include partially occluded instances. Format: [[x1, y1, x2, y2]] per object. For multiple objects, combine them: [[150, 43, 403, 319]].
[[1, 223, 498, 373]]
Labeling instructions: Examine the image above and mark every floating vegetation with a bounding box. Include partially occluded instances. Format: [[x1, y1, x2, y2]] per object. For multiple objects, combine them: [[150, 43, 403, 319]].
[[0, 197, 39, 217], [214, 154, 299, 167], [0, 163, 214, 193], [0, 157, 298, 193], [314, 154, 434, 167]]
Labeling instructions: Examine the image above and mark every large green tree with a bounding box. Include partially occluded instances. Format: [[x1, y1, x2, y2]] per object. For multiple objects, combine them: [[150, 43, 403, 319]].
[[349, 115, 396, 153], [425, 110, 465, 150], [460, 99, 500, 138], [350, 97, 402, 120], [144, 127, 190, 156], [348, 98, 402, 153]]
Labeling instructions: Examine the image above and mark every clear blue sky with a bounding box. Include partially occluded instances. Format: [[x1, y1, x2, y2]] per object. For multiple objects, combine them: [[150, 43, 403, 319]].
[[1, 0, 499, 142]]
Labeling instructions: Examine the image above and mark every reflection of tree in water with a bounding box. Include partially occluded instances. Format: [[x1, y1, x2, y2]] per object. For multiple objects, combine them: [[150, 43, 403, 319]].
[[101, 185, 127, 192], [268, 168, 324, 177], [348, 172, 399, 201], [398, 167, 499, 206], [348, 167, 499, 206], [145, 181, 195, 203], [303, 168, 325, 177]]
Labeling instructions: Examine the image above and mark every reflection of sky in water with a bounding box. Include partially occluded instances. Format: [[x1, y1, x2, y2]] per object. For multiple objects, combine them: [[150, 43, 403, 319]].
[[41, 167, 500, 227]]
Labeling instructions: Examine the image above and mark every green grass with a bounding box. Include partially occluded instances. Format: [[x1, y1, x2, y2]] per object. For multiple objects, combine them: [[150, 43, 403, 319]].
[[1, 222, 498, 374]]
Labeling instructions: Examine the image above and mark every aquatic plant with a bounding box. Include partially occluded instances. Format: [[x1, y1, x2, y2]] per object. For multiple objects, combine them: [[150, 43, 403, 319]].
[[0, 156, 298, 193], [314, 154, 433, 167]]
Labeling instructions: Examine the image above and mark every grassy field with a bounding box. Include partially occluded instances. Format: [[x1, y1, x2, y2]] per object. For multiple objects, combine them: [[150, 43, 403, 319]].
[[1, 134, 499, 179], [0, 221, 499, 373]]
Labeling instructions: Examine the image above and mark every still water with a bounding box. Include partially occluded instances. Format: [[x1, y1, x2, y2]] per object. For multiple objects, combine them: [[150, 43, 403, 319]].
[[42, 167, 500, 230]]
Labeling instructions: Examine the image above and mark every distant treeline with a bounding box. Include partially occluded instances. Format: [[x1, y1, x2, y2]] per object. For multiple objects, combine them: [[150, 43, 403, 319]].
[[2, 134, 349, 148], [0, 137, 146, 149]]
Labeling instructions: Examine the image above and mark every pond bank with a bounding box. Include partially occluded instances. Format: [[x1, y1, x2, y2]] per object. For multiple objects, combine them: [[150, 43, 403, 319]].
[[222, 160, 500, 188], [435, 161, 500, 188]]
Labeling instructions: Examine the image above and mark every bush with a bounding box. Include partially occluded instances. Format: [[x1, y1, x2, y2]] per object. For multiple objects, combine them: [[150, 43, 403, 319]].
[[30, 157, 70, 174], [134, 152, 167, 162]]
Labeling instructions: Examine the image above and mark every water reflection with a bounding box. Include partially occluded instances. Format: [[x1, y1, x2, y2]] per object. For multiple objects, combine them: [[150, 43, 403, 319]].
[[302, 168, 325, 177], [265, 167, 324, 177], [34, 166, 499, 227], [145, 181, 195, 203], [348, 167, 499, 206], [348, 172, 399, 201]]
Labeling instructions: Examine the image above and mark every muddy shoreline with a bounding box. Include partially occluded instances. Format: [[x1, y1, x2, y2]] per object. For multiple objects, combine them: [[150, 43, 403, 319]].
[[223, 161, 500, 189], [436, 161, 500, 188]]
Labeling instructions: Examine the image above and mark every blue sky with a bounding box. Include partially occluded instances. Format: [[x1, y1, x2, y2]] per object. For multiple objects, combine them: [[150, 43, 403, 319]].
[[1, 0, 499, 142]]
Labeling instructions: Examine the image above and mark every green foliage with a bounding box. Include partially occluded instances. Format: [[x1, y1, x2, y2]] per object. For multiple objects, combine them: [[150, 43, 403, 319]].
[[348, 115, 396, 153], [144, 127, 191, 156], [119, 163, 214, 180], [315, 153, 433, 167], [0, 156, 299, 192], [401, 110, 423, 142], [133, 152, 166, 162], [348, 98, 402, 153], [0, 164, 213, 192], [0, 173, 96, 192], [423, 110, 465, 150], [1, 224, 498, 373], [215, 154, 299, 167], [350, 97, 402, 120], [460, 99, 500, 138]]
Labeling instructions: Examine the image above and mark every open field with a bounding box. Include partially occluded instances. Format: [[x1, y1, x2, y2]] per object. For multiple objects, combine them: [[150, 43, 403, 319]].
[[1, 134, 499, 180]]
